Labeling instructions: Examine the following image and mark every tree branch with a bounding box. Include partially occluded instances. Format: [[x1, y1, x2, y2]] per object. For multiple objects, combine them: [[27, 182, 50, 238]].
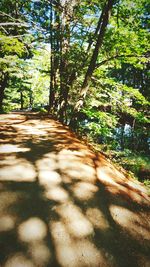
[[0, 22, 29, 27], [96, 54, 149, 68], [0, 11, 19, 21], [0, 34, 31, 39]]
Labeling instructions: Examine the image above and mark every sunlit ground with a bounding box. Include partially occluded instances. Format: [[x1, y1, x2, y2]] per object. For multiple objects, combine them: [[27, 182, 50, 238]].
[[0, 113, 150, 267]]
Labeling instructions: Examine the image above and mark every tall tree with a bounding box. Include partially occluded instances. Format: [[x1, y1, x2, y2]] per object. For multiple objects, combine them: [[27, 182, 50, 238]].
[[70, 0, 115, 125]]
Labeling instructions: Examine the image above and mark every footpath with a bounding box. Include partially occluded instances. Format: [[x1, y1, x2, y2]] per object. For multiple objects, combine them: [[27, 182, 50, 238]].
[[0, 113, 150, 267]]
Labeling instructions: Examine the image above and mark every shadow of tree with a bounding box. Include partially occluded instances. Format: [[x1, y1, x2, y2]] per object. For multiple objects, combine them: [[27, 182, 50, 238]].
[[0, 179, 61, 267], [0, 113, 150, 267]]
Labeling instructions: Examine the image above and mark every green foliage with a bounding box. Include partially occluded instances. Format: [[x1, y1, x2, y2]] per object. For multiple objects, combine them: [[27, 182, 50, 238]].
[[114, 152, 150, 192], [28, 48, 50, 106], [78, 108, 118, 143], [0, 33, 25, 57], [2, 48, 50, 111]]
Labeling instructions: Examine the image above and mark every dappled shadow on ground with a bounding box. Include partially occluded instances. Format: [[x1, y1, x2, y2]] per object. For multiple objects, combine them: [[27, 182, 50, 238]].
[[0, 113, 150, 267]]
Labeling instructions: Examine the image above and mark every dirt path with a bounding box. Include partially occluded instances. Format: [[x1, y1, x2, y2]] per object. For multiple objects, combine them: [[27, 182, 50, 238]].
[[0, 113, 150, 267]]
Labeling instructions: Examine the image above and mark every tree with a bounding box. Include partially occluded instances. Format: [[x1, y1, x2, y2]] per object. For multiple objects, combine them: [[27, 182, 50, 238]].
[[0, 36, 25, 111], [70, 0, 115, 126], [0, 0, 32, 111], [1, 0, 149, 161]]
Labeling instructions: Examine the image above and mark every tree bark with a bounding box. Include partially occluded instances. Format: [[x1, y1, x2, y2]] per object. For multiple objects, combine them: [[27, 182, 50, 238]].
[[20, 91, 24, 110], [49, 2, 62, 114], [48, 1, 55, 113], [86, 4, 105, 53], [58, 0, 79, 122], [70, 0, 115, 126], [120, 124, 124, 151], [0, 73, 8, 111]]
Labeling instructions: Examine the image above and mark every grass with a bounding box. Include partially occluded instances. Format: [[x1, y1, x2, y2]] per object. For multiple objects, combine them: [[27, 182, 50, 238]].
[[109, 151, 150, 193], [90, 143, 150, 194]]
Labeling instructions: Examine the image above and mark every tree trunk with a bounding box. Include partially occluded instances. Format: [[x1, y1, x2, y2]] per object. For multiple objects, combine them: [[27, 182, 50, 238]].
[[49, 2, 62, 115], [29, 90, 33, 108], [120, 124, 124, 151], [20, 91, 24, 110], [58, 1, 71, 122], [70, 0, 115, 126], [0, 73, 8, 111], [86, 4, 105, 53], [48, 1, 55, 113], [58, 0, 79, 122]]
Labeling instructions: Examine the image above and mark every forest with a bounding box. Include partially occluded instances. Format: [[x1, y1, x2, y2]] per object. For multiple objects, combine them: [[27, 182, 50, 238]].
[[0, 0, 150, 187]]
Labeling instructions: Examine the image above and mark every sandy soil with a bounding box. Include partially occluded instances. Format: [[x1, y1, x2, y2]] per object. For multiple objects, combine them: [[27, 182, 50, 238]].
[[0, 112, 150, 267]]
